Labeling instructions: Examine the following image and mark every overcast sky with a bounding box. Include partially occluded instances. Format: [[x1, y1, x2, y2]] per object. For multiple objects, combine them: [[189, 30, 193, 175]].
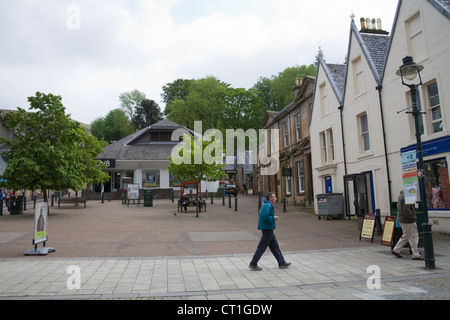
[[0, 0, 398, 125]]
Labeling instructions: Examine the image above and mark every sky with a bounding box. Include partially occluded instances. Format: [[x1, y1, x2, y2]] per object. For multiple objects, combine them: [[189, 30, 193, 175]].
[[0, 0, 398, 125]]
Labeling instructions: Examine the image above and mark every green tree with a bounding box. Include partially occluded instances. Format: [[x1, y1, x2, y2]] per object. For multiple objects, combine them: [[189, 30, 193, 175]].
[[132, 99, 163, 130], [253, 64, 317, 111], [165, 76, 229, 132], [119, 89, 146, 120], [90, 108, 134, 143], [168, 133, 225, 217], [0, 92, 109, 204]]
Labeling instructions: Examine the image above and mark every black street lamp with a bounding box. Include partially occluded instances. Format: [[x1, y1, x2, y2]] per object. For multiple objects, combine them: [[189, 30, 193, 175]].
[[396, 56, 435, 269]]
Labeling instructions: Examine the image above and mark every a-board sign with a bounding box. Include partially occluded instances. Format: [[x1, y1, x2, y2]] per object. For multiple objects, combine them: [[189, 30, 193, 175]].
[[360, 213, 376, 243], [128, 184, 140, 200], [381, 216, 397, 247], [34, 202, 49, 245]]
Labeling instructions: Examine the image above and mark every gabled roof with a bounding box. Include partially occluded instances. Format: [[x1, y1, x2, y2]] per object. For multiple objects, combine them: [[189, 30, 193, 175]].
[[346, 19, 390, 86], [98, 119, 194, 161]]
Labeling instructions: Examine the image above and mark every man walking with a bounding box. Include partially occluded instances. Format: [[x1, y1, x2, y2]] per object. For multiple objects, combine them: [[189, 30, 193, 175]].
[[249, 192, 291, 271], [391, 190, 424, 260]]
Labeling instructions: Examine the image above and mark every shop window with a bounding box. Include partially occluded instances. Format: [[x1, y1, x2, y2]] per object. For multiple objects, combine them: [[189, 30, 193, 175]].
[[425, 158, 450, 209]]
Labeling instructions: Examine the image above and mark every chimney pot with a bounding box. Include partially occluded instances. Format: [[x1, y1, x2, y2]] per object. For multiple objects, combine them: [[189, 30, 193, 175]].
[[360, 17, 366, 29], [377, 18, 382, 30], [372, 18, 376, 29]]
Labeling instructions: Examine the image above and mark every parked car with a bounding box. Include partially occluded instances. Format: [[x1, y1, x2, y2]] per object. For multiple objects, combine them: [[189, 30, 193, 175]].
[[225, 184, 238, 196]]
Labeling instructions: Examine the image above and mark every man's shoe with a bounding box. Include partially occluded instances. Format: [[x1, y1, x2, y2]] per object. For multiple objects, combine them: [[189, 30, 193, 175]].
[[249, 264, 262, 271], [412, 256, 424, 260], [391, 251, 403, 258], [279, 262, 291, 269]]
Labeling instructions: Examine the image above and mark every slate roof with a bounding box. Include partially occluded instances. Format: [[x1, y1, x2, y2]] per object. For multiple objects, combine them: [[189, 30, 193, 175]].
[[98, 119, 193, 161], [360, 33, 390, 79], [428, 0, 450, 19]]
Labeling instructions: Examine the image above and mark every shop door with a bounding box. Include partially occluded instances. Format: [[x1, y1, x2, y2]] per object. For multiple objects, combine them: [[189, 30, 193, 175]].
[[344, 174, 369, 217]]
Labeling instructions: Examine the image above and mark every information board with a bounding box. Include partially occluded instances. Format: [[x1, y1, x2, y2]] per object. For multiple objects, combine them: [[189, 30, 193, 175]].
[[360, 213, 376, 243], [381, 216, 397, 247], [128, 184, 140, 200]]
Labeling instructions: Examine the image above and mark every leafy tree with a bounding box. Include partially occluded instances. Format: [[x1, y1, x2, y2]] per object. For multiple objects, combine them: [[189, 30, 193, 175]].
[[253, 64, 317, 111], [119, 89, 146, 119], [165, 76, 229, 131], [168, 133, 225, 217], [132, 99, 163, 130], [161, 79, 194, 106], [90, 108, 134, 143], [0, 92, 109, 204]]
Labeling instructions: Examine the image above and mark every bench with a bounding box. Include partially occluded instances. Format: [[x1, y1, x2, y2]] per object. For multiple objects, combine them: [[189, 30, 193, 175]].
[[177, 200, 207, 212], [58, 197, 87, 209]]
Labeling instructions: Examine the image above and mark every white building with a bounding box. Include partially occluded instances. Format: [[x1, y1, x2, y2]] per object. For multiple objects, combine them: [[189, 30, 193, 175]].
[[383, 0, 450, 232], [310, 0, 450, 232]]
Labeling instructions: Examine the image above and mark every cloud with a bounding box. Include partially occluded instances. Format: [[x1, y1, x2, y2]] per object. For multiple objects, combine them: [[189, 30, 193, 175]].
[[0, 0, 398, 124]]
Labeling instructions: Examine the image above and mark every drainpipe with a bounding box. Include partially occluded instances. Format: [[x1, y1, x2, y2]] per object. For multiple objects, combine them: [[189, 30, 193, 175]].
[[338, 105, 348, 176], [376, 85, 393, 214]]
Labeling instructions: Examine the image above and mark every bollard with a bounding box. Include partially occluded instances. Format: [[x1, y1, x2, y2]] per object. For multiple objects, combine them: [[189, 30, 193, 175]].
[[422, 223, 436, 269], [211, 194, 213, 205], [171, 191, 174, 203], [283, 198, 286, 212], [0, 199, 3, 215], [222, 193, 225, 206], [235, 197, 238, 212], [228, 195, 231, 208], [23, 197, 27, 211]]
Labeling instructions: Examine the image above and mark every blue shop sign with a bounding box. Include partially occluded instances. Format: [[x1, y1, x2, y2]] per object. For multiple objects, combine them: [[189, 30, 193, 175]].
[[401, 136, 450, 157]]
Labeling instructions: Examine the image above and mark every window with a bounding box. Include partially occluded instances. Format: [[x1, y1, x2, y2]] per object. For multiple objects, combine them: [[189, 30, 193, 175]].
[[427, 82, 443, 133], [320, 129, 335, 164], [319, 83, 328, 116], [358, 113, 370, 152], [282, 122, 289, 147], [297, 161, 305, 193], [320, 131, 328, 163], [406, 12, 427, 62], [352, 56, 365, 96], [425, 158, 449, 209], [285, 176, 291, 195], [295, 114, 301, 141]]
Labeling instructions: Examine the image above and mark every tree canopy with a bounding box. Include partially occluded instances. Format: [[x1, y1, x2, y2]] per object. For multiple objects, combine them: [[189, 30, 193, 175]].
[[0, 92, 109, 202]]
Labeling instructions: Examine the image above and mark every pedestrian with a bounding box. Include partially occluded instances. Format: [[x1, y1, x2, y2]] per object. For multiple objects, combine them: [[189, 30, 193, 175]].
[[249, 192, 291, 271], [391, 190, 424, 260], [5, 190, 11, 213]]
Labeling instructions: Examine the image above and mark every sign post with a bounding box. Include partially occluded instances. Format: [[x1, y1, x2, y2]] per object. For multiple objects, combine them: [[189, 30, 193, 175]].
[[25, 202, 55, 256]]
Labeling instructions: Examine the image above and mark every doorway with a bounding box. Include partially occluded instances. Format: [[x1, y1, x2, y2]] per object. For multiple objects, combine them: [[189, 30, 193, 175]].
[[344, 172, 375, 217]]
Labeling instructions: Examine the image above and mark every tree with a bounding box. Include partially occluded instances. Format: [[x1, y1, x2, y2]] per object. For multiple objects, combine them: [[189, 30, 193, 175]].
[[132, 99, 163, 130], [0, 92, 109, 204], [165, 76, 229, 132], [253, 64, 317, 111], [90, 108, 134, 143], [168, 132, 225, 218], [161, 79, 194, 106], [119, 89, 146, 120]]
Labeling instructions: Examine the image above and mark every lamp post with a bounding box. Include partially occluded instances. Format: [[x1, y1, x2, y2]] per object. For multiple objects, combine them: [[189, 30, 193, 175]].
[[396, 56, 435, 269]]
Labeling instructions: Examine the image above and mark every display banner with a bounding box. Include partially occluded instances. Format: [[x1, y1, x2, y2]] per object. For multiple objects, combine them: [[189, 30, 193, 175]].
[[34, 202, 49, 245], [401, 151, 418, 204]]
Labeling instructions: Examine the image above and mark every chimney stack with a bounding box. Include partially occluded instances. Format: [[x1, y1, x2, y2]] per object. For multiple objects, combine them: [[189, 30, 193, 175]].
[[360, 17, 389, 35]]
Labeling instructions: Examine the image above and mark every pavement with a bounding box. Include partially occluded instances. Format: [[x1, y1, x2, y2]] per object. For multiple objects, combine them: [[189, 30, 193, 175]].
[[0, 195, 449, 301]]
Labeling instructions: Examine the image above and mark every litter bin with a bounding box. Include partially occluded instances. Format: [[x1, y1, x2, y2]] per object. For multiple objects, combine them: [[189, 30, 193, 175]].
[[144, 190, 153, 207], [10, 196, 24, 215], [218, 187, 225, 197], [316, 193, 344, 220]]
